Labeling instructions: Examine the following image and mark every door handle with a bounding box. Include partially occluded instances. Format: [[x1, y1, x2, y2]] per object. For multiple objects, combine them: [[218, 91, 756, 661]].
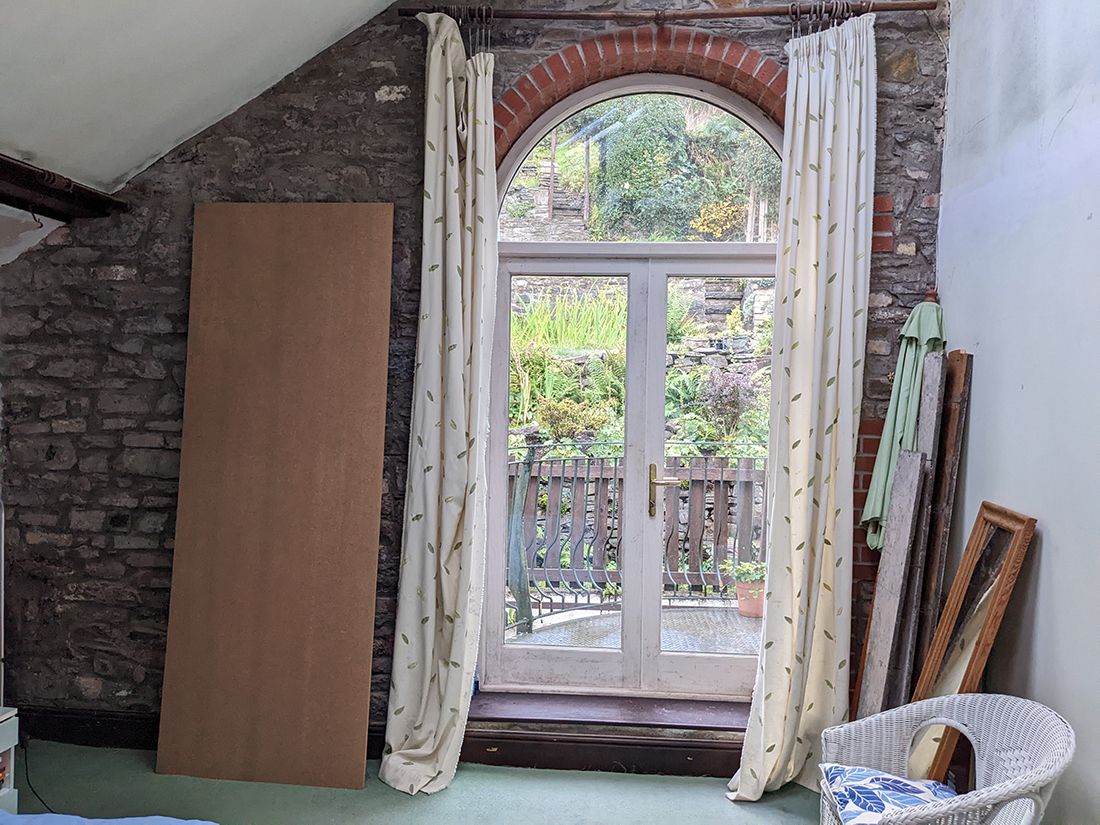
[[648, 463, 682, 517]]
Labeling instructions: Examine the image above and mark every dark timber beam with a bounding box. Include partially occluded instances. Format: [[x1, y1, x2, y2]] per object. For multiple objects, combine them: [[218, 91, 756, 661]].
[[0, 153, 127, 222]]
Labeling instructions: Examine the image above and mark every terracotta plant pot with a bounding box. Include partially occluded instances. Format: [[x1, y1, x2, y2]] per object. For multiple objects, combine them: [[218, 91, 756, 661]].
[[735, 580, 765, 618]]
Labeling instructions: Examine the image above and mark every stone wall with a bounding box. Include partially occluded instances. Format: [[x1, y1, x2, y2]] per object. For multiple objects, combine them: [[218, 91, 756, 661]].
[[0, 1, 948, 724]]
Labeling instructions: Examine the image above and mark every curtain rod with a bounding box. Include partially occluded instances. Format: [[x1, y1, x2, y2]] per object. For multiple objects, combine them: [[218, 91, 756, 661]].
[[397, 1, 939, 23]]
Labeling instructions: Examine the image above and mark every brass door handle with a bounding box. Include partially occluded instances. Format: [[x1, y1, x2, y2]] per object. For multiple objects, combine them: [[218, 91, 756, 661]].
[[648, 463, 682, 517]]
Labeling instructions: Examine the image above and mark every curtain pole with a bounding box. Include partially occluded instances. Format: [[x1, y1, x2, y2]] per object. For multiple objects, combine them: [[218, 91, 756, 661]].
[[397, 1, 939, 23]]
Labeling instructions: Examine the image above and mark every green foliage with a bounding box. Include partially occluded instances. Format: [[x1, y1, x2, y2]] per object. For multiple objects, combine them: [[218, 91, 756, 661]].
[[501, 94, 783, 244], [555, 140, 599, 192], [588, 96, 705, 240], [666, 284, 700, 345], [511, 288, 627, 353], [690, 114, 781, 202], [586, 350, 626, 414], [537, 397, 610, 441], [691, 197, 749, 241], [731, 382, 770, 455], [753, 316, 773, 357], [664, 368, 703, 415], [509, 344, 583, 428], [698, 365, 757, 435], [726, 305, 746, 337], [506, 200, 534, 219], [720, 559, 767, 583], [508, 284, 772, 459]]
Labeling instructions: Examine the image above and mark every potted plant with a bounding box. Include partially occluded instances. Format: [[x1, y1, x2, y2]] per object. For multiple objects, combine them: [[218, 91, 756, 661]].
[[731, 560, 767, 618]]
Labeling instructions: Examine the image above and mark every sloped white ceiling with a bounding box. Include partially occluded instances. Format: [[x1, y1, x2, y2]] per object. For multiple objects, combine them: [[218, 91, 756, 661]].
[[0, 0, 393, 192]]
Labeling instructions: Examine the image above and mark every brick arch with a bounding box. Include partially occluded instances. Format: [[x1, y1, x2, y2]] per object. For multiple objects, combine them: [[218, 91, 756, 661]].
[[494, 26, 788, 165]]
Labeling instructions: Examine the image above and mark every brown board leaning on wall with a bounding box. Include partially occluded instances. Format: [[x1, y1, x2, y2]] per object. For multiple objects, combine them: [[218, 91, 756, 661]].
[[157, 203, 393, 788]]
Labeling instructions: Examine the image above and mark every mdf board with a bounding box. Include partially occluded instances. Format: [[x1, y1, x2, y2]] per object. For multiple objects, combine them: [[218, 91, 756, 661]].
[[157, 203, 392, 788]]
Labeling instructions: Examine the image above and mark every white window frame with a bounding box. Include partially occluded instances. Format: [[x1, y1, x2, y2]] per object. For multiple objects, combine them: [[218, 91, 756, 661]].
[[481, 242, 776, 701], [483, 78, 783, 701], [496, 74, 784, 197]]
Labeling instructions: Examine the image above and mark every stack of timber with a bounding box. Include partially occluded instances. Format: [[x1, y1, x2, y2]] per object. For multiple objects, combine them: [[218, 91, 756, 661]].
[[855, 348, 974, 719]]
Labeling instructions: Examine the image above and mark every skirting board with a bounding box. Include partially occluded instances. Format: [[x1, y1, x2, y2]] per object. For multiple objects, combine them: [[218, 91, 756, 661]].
[[19, 707, 387, 760]]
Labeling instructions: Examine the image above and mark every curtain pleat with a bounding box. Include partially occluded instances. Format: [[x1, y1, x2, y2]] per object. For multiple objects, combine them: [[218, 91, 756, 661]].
[[730, 14, 877, 801], [379, 13, 497, 796]]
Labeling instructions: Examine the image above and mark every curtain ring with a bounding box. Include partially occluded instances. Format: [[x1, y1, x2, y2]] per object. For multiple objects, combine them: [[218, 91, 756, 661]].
[[789, 2, 800, 39]]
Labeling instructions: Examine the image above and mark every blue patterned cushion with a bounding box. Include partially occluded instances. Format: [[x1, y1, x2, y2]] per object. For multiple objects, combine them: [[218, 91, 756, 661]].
[[821, 763, 956, 824]]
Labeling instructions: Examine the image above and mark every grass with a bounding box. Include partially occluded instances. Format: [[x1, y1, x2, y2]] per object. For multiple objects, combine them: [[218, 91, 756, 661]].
[[510, 285, 699, 354], [511, 287, 627, 353]]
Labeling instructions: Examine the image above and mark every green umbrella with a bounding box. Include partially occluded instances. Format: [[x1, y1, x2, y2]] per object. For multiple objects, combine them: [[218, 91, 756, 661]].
[[860, 299, 946, 550]]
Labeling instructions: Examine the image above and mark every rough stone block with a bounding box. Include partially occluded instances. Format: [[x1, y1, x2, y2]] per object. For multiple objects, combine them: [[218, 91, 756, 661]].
[[70, 510, 108, 532]]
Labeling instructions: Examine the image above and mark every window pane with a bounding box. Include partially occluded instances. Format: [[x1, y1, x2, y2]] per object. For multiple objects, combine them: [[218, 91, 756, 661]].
[[504, 276, 627, 650], [500, 93, 781, 243], [659, 276, 772, 655]]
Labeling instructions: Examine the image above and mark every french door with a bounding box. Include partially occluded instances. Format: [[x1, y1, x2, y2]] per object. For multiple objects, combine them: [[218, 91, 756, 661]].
[[481, 242, 776, 701]]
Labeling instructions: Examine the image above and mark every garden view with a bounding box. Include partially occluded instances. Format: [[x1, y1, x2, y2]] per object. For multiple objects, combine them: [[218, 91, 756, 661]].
[[501, 92, 781, 243]]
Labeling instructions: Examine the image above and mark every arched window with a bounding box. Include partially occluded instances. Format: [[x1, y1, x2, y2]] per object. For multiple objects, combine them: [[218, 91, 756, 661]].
[[501, 92, 781, 243], [484, 81, 781, 701]]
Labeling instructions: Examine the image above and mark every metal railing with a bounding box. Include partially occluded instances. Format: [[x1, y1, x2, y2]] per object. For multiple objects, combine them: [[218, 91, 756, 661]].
[[505, 443, 767, 633]]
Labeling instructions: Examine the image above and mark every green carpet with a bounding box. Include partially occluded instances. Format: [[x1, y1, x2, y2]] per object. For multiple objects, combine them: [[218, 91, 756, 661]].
[[16, 740, 819, 824]]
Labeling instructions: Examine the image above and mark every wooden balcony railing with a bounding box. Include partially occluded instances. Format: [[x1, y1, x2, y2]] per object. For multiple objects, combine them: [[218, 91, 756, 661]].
[[505, 444, 767, 632]]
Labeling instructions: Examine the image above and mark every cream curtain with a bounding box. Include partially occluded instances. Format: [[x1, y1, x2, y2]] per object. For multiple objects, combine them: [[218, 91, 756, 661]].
[[379, 13, 497, 796], [730, 14, 877, 801]]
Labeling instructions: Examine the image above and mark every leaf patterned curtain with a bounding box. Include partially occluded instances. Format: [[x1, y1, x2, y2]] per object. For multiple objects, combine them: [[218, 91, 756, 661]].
[[729, 14, 877, 801], [379, 13, 497, 796]]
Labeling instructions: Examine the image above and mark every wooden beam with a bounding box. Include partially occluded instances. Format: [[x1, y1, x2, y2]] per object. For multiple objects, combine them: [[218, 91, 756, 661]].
[[0, 152, 127, 222]]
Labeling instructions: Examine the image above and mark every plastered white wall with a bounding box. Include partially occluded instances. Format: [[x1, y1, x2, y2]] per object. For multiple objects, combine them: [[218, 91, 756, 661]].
[[0, 1, 390, 191], [936, 1, 1100, 819]]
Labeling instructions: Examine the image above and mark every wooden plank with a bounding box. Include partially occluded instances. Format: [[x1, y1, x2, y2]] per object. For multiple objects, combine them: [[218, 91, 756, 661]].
[[889, 351, 947, 707], [614, 469, 625, 573], [916, 351, 974, 668], [855, 450, 926, 719], [544, 470, 564, 570], [591, 462, 612, 569], [522, 463, 540, 566], [507, 455, 535, 633], [736, 457, 756, 562], [663, 456, 681, 583], [686, 459, 706, 586], [713, 466, 731, 574], [157, 203, 391, 788], [568, 459, 589, 572]]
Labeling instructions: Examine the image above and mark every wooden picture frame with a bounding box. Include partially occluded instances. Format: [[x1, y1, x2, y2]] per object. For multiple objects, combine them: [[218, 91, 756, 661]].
[[910, 501, 1037, 780]]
